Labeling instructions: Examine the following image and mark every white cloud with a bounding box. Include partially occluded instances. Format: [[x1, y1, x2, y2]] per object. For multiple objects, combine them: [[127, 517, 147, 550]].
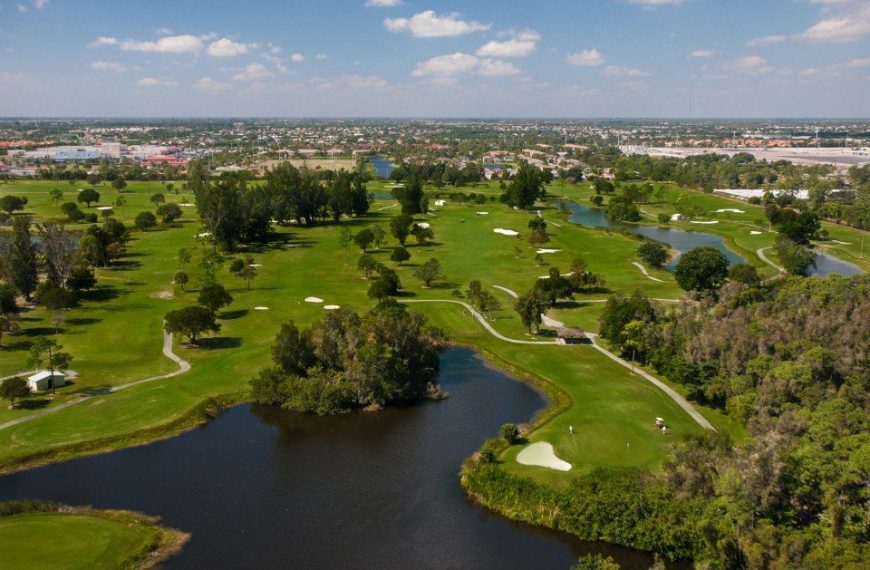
[[232, 62, 274, 81], [195, 77, 232, 92], [795, 4, 870, 42], [290, 53, 305, 62], [315, 53, 329, 60], [136, 77, 178, 88], [33, 0, 48, 8], [477, 39, 536, 58], [385, 10, 490, 38], [689, 49, 716, 58], [727, 55, 773, 75], [798, 68, 820, 77], [90, 60, 127, 73], [120, 34, 206, 54], [624, 0, 688, 5], [88, 36, 119, 48], [411, 52, 519, 79], [846, 57, 870, 67], [206, 38, 249, 57], [604, 64, 650, 77], [154, 27, 174, 36], [565, 48, 605, 66], [0, 71, 32, 86], [746, 34, 787, 47], [318, 74, 394, 90], [365, 0, 401, 6], [16, 4, 28, 13]]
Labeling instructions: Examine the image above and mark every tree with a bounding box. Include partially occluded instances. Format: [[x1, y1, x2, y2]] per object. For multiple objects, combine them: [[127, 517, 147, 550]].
[[527, 218, 549, 246], [515, 290, 546, 333], [26, 337, 72, 394], [39, 223, 78, 289], [606, 195, 641, 222], [353, 228, 375, 252], [197, 282, 234, 313], [114, 196, 127, 219], [0, 195, 28, 215], [775, 236, 817, 276], [178, 248, 191, 267], [414, 258, 443, 287], [111, 177, 127, 191], [571, 554, 621, 570], [236, 255, 258, 290], [164, 306, 220, 345], [357, 254, 378, 279], [175, 271, 189, 291], [502, 163, 545, 209], [391, 246, 411, 266], [67, 266, 96, 292], [338, 226, 352, 252], [393, 177, 426, 215], [49, 188, 63, 204], [39, 286, 76, 312], [0, 283, 21, 348], [77, 188, 100, 207], [728, 263, 761, 287], [0, 377, 29, 408], [637, 241, 669, 268], [499, 423, 520, 444], [271, 320, 314, 376], [7, 216, 39, 299], [389, 213, 413, 245], [60, 202, 83, 222], [368, 266, 401, 299], [674, 247, 729, 295], [411, 224, 434, 246], [134, 211, 157, 231], [598, 292, 655, 347], [86, 173, 101, 186], [371, 224, 386, 249], [150, 193, 166, 208], [156, 203, 183, 224], [590, 194, 604, 207]]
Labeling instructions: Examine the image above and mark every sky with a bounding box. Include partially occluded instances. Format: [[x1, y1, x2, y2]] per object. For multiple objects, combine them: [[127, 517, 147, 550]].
[[1, 0, 869, 118]]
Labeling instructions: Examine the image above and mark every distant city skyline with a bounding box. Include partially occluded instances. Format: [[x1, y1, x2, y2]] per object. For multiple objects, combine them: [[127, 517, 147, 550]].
[[1, 0, 869, 118]]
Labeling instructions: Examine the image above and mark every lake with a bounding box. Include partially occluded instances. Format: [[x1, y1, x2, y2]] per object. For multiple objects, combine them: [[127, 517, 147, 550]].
[[0, 348, 663, 569], [370, 155, 394, 179]]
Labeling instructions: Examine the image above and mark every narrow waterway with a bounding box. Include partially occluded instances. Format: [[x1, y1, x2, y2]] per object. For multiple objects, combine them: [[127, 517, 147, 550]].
[[369, 155, 394, 179], [0, 348, 665, 569]]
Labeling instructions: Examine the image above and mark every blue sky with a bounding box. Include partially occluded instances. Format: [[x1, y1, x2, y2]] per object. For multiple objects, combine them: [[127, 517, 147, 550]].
[[1, 0, 869, 117]]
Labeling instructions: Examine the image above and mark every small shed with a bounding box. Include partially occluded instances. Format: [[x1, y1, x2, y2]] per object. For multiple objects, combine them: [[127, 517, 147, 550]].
[[556, 328, 589, 345], [27, 370, 66, 392], [670, 213, 684, 221]]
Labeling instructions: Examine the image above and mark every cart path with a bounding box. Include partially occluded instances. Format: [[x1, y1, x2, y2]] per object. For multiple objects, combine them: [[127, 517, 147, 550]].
[[631, 261, 666, 283], [757, 247, 785, 273], [0, 331, 190, 431], [493, 285, 519, 299]]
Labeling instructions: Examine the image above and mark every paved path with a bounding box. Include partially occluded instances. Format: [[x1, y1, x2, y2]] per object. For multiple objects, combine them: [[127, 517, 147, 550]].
[[540, 313, 564, 328], [631, 261, 666, 283], [586, 333, 715, 431], [757, 247, 785, 273], [0, 331, 191, 431], [0, 370, 36, 383], [493, 285, 519, 299], [401, 299, 559, 345]]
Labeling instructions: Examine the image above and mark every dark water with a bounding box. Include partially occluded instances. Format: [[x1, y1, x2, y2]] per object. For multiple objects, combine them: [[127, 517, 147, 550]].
[[566, 201, 744, 269], [809, 252, 864, 278], [0, 348, 660, 570], [370, 155, 394, 179]]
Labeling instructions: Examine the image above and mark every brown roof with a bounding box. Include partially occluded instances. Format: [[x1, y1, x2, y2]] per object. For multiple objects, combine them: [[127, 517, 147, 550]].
[[556, 328, 585, 338]]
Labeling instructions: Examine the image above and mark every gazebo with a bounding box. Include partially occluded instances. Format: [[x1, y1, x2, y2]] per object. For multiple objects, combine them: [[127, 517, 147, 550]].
[[556, 328, 589, 345]]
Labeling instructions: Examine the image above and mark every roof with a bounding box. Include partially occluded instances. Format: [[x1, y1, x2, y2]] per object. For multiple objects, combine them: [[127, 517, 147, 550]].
[[28, 370, 65, 381], [556, 328, 586, 338]]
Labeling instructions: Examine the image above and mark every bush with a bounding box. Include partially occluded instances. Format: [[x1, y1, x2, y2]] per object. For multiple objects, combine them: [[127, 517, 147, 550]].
[[657, 213, 670, 224], [499, 423, 520, 444]]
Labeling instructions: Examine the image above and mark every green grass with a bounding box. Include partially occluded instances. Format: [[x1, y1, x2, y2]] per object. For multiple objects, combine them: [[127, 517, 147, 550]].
[[0, 507, 187, 570], [0, 178, 737, 482]]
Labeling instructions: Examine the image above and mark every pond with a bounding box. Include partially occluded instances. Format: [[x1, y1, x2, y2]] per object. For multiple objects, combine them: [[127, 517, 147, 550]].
[[369, 155, 394, 179], [0, 348, 664, 570]]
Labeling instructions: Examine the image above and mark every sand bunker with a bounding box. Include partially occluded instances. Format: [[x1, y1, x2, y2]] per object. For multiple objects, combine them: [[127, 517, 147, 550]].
[[750, 230, 762, 235], [690, 220, 719, 225], [536, 248, 560, 254], [179, 203, 195, 207], [304, 297, 324, 303], [283, 244, 303, 249], [96, 206, 113, 211], [475, 211, 490, 215], [197, 232, 212, 238], [493, 228, 519, 236], [151, 290, 174, 300], [323, 305, 341, 310], [254, 306, 269, 311], [715, 208, 745, 214], [417, 223, 431, 229], [250, 264, 262, 267], [831, 240, 852, 245], [516, 442, 572, 472]]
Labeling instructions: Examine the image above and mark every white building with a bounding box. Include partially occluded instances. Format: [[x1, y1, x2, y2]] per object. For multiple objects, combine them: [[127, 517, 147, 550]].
[[27, 370, 66, 392]]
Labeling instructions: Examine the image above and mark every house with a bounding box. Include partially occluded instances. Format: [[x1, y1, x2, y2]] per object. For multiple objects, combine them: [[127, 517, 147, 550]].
[[27, 370, 66, 392]]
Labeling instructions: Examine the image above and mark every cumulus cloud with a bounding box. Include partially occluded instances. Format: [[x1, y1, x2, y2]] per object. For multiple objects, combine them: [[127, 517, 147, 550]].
[[689, 49, 716, 58], [565, 48, 605, 66], [313, 74, 393, 91], [88, 36, 119, 48], [33, 0, 48, 8], [120, 34, 207, 54], [232, 62, 274, 81], [477, 39, 536, 58], [195, 77, 232, 92], [384, 10, 490, 37], [315, 53, 329, 60], [795, 3, 870, 42], [746, 34, 787, 47], [90, 60, 127, 73], [206, 38, 249, 57], [136, 77, 178, 88], [798, 68, 820, 77], [603, 64, 650, 77], [727, 55, 773, 75], [412, 52, 518, 79], [365, 0, 401, 5], [846, 57, 870, 67], [624, 0, 688, 5], [290, 53, 305, 62]]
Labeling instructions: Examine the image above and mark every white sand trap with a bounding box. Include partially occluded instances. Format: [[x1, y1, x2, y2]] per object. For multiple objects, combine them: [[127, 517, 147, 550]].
[[323, 304, 341, 310], [96, 206, 113, 211], [476, 211, 490, 215], [541, 314, 564, 328], [536, 248, 561, 254], [304, 297, 324, 304], [538, 271, 574, 279], [750, 230, 762, 235], [831, 240, 852, 245], [715, 208, 745, 214], [417, 222, 431, 229], [690, 220, 719, 225], [516, 442, 572, 472], [254, 306, 269, 311], [197, 232, 212, 238], [283, 243, 303, 249], [493, 228, 519, 236], [179, 203, 195, 207], [250, 263, 262, 267]]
